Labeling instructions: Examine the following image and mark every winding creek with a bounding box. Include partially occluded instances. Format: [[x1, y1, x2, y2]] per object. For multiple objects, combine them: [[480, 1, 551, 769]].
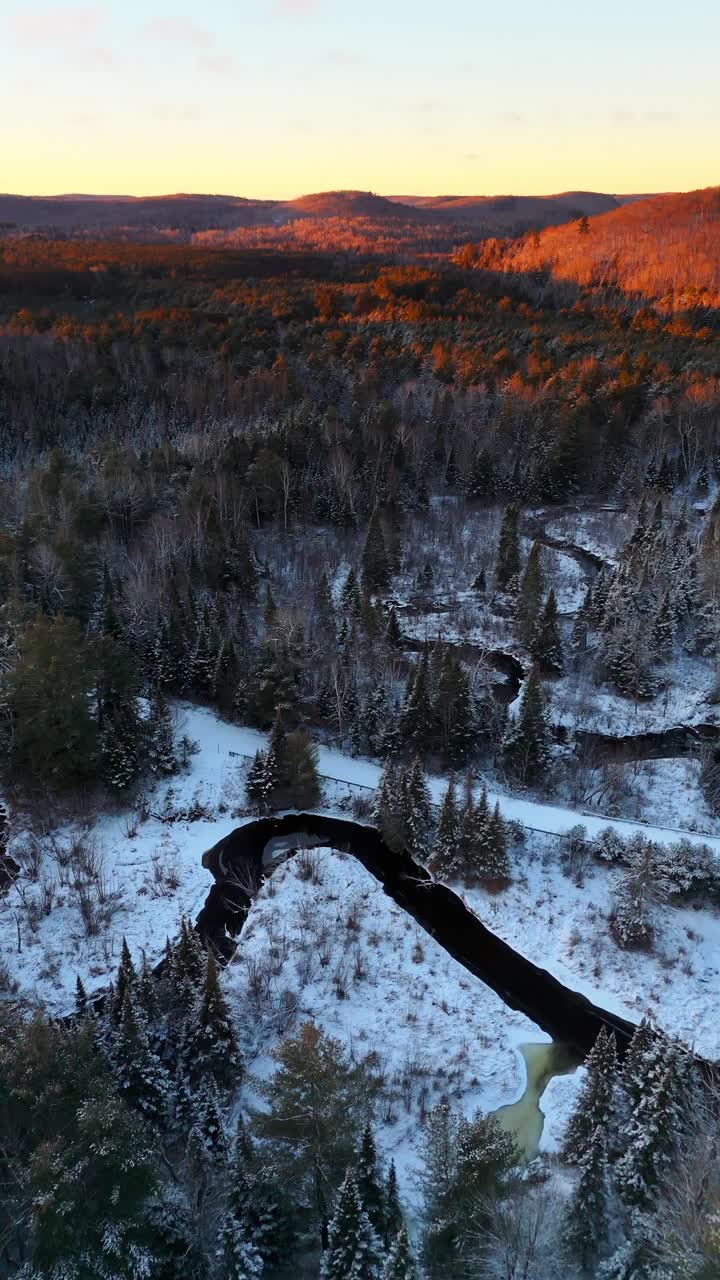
[[198, 813, 642, 1153]]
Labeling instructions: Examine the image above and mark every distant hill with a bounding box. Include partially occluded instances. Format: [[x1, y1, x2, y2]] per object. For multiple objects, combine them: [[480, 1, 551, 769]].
[[460, 186, 720, 309], [0, 186, 669, 246], [285, 190, 424, 220], [390, 191, 620, 223]]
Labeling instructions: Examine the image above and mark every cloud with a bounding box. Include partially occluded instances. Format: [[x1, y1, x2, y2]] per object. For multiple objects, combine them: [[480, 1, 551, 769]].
[[196, 52, 237, 76], [9, 4, 106, 43], [140, 17, 213, 47]]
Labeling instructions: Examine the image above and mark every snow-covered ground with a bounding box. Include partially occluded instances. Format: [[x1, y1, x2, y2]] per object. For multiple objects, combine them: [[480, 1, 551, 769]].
[[224, 846, 570, 1200], [3, 704, 718, 1017], [551, 656, 719, 736], [461, 838, 720, 1059]]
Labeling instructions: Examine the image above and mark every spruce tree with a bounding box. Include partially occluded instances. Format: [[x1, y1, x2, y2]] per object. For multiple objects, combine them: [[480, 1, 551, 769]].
[[177, 953, 242, 1098], [652, 589, 675, 662], [384, 1161, 404, 1245], [374, 758, 405, 852], [615, 1060, 679, 1207], [382, 1225, 416, 1280], [147, 692, 177, 777], [401, 758, 434, 860], [430, 777, 461, 879], [401, 650, 436, 755], [114, 987, 169, 1126], [219, 1115, 287, 1272], [321, 1167, 383, 1280], [564, 1124, 609, 1268], [356, 1122, 386, 1241], [246, 749, 271, 812], [111, 936, 137, 1024], [74, 975, 88, 1018], [495, 502, 521, 592], [483, 801, 510, 883], [530, 589, 564, 674], [516, 538, 544, 644], [502, 667, 552, 785], [385, 607, 403, 652], [362, 511, 391, 594], [564, 1027, 618, 1163]]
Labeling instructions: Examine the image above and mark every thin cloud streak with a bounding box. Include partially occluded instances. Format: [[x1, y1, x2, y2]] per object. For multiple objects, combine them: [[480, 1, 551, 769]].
[[9, 5, 106, 43], [140, 18, 214, 47]]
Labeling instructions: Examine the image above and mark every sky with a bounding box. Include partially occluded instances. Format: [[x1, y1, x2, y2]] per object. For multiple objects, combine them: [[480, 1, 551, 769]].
[[2, 0, 719, 198]]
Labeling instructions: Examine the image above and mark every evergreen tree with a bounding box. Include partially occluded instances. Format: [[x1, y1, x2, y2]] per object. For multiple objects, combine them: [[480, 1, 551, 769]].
[[482, 801, 510, 883], [472, 567, 487, 596], [516, 538, 545, 644], [114, 986, 169, 1126], [177, 953, 242, 1099], [5, 614, 99, 791], [100, 700, 144, 791], [278, 730, 322, 809], [401, 758, 434, 859], [615, 1060, 680, 1207], [111, 936, 137, 1024], [564, 1124, 609, 1268], [530, 589, 564, 674], [74, 974, 88, 1018], [362, 511, 391, 594], [356, 1122, 386, 1241], [374, 758, 405, 852], [341, 568, 362, 618], [652, 589, 675, 662], [502, 667, 552, 785], [385, 607, 403, 652], [564, 1027, 618, 1163], [254, 1023, 378, 1246], [384, 1161, 404, 1243], [430, 777, 461, 879], [219, 1115, 287, 1274], [382, 1225, 417, 1280], [401, 650, 437, 755], [321, 1167, 383, 1280], [246, 749, 272, 812], [147, 693, 177, 777], [436, 652, 476, 766], [495, 502, 521, 592]]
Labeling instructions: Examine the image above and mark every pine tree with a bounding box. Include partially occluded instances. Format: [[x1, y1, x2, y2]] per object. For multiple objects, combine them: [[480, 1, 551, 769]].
[[401, 758, 434, 860], [147, 692, 177, 776], [461, 783, 489, 882], [187, 1075, 228, 1163], [530, 589, 564, 674], [74, 975, 88, 1018], [246, 749, 272, 812], [362, 511, 391, 594], [100, 701, 144, 791], [321, 1167, 383, 1280], [502, 667, 552, 785], [111, 936, 137, 1024], [382, 1225, 416, 1280], [652, 589, 675, 662], [516, 538, 545, 644], [564, 1124, 609, 1268], [615, 1060, 679, 1207], [384, 607, 403, 652], [401, 650, 436, 755], [384, 1161, 403, 1243], [472, 567, 487, 595], [114, 986, 169, 1126], [564, 1027, 618, 1163], [374, 758, 405, 852], [495, 502, 521, 592], [177, 953, 242, 1099], [430, 777, 461, 879], [219, 1115, 287, 1273], [436, 653, 476, 766], [341, 568, 362, 618], [483, 801, 510, 883], [356, 1122, 386, 1241]]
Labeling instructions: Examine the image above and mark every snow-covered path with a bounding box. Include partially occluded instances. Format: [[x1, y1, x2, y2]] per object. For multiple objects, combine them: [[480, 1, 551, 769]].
[[183, 705, 720, 854]]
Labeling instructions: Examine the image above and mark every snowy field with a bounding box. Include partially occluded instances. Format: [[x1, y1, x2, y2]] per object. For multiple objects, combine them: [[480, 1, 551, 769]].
[[223, 846, 567, 1200], [461, 839, 720, 1058]]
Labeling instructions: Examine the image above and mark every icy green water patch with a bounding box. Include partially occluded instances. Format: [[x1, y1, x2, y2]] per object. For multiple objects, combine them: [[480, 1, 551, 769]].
[[494, 1041, 580, 1158]]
